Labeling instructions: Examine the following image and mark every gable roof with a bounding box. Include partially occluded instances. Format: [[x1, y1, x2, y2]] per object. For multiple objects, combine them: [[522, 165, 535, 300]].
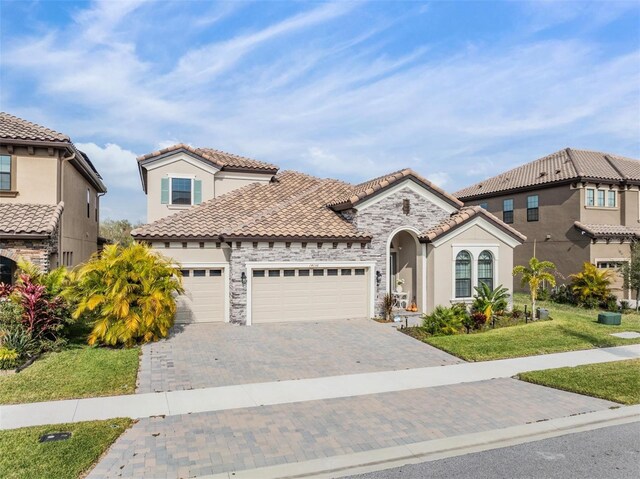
[[327, 168, 463, 211], [137, 143, 279, 173], [420, 205, 526, 243], [574, 221, 640, 240], [455, 148, 640, 200], [0, 112, 69, 143], [0, 202, 64, 237]]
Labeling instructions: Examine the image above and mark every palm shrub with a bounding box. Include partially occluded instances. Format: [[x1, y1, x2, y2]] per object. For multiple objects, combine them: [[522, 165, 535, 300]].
[[472, 283, 509, 320], [422, 304, 466, 336], [569, 262, 612, 308], [513, 257, 557, 314], [65, 243, 184, 347]]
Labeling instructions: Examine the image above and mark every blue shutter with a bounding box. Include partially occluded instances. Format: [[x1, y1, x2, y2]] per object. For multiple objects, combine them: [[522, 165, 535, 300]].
[[194, 179, 202, 205], [161, 177, 170, 204]]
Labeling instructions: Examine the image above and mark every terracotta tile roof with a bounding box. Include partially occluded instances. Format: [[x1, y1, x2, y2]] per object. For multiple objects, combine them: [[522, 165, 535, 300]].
[[328, 168, 463, 210], [574, 221, 640, 239], [420, 206, 526, 243], [455, 148, 640, 200], [0, 202, 64, 236], [132, 171, 369, 240], [136, 143, 278, 172], [0, 112, 69, 142]]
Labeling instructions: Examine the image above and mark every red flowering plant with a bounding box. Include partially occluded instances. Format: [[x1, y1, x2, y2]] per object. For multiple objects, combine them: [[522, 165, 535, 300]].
[[14, 274, 68, 343]]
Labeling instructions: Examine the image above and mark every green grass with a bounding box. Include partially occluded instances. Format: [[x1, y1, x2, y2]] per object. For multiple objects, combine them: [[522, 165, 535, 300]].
[[0, 419, 132, 479], [423, 293, 640, 361], [519, 359, 640, 405]]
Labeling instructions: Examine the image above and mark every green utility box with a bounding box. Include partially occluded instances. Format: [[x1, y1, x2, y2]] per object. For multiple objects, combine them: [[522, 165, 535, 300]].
[[598, 312, 622, 325]]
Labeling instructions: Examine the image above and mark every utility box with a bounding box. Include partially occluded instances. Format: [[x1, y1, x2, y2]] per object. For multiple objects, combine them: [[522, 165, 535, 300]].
[[598, 312, 621, 325], [537, 308, 549, 320]]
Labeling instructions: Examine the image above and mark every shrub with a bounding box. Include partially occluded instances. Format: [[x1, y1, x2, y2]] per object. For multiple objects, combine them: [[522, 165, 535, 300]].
[[422, 305, 466, 336], [0, 283, 14, 298], [463, 311, 487, 333], [550, 284, 575, 305], [382, 293, 394, 321], [570, 262, 612, 307], [0, 347, 18, 369], [603, 295, 619, 312], [536, 285, 550, 301], [620, 300, 631, 312], [65, 243, 184, 347], [472, 283, 509, 319], [0, 326, 37, 359], [14, 274, 67, 342], [510, 305, 523, 319], [0, 300, 22, 327]]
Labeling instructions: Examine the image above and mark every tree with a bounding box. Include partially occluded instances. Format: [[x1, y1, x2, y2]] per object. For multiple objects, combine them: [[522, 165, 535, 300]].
[[64, 243, 184, 347], [99, 219, 142, 246], [513, 257, 557, 315], [569, 262, 612, 308], [620, 241, 640, 311]]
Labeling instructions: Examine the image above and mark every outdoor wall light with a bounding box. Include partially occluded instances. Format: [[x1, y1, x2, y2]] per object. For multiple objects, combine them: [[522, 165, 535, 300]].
[[376, 270, 382, 286], [241, 272, 247, 286]]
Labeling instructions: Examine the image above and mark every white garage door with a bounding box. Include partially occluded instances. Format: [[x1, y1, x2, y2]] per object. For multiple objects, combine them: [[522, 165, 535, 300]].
[[175, 268, 226, 323], [251, 267, 370, 323]]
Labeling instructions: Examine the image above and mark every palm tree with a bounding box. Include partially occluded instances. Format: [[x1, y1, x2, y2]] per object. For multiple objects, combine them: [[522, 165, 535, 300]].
[[513, 257, 557, 315]]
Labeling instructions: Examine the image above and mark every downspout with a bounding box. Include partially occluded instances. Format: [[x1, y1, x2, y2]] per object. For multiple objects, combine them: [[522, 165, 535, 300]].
[[58, 149, 76, 268]]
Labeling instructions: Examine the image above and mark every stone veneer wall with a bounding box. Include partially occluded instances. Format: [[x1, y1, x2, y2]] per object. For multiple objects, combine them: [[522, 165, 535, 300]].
[[229, 186, 453, 323], [0, 230, 58, 274]]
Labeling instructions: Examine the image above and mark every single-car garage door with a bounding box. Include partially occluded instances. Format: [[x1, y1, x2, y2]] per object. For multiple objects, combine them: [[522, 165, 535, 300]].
[[175, 268, 226, 323], [251, 267, 370, 323]]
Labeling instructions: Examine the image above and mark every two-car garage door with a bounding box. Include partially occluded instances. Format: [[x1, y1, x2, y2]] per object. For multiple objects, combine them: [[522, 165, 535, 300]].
[[251, 267, 370, 323], [175, 268, 226, 323]]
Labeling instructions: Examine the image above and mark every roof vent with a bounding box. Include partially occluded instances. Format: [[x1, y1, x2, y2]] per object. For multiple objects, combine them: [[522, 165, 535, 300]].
[[539, 172, 547, 177], [555, 169, 561, 174]]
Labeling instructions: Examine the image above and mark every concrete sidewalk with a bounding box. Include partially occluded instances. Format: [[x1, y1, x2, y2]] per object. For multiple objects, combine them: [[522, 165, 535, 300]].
[[2, 344, 638, 430]]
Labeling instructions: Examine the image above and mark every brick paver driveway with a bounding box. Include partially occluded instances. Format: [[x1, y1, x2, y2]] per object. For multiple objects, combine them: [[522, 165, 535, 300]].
[[137, 319, 461, 393], [90, 378, 615, 478]]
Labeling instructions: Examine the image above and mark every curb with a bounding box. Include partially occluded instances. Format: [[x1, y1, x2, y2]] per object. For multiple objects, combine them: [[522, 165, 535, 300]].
[[201, 405, 640, 479]]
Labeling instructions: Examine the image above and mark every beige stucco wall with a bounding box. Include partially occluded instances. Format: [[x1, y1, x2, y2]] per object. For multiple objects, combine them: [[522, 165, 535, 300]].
[[60, 160, 100, 266], [590, 241, 632, 300], [426, 223, 515, 313], [145, 156, 273, 222], [0, 145, 58, 205], [579, 184, 623, 225], [150, 242, 230, 265]]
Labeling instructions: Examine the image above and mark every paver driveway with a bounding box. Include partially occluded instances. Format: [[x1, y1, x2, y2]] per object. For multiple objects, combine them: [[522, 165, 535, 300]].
[[137, 319, 461, 393], [90, 378, 615, 478]]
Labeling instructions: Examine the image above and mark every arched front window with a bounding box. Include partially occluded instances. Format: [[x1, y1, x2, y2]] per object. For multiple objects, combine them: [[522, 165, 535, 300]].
[[455, 251, 472, 298], [478, 251, 494, 291]]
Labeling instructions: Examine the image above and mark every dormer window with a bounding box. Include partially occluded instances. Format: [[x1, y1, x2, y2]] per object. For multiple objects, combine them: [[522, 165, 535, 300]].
[[161, 177, 202, 206]]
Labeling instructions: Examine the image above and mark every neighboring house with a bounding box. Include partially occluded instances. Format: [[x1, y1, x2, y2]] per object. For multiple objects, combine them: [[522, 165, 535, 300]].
[[133, 146, 524, 324], [0, 112, 107, 284], [455, 148, 640, 299], [137, 144, 278, 222]]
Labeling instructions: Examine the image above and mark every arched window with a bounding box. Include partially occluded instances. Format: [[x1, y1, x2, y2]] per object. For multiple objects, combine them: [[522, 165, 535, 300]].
[[478, 250, 494, 291], [455, 251, 472, 298]]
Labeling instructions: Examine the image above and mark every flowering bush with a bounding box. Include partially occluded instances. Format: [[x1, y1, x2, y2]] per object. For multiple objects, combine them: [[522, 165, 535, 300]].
[[14, 274, 68, 342]]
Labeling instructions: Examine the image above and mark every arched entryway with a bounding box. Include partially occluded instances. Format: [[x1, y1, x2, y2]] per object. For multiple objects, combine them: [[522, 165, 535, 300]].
[[387, 228, 424, 312], [0, 255, 17, 285]]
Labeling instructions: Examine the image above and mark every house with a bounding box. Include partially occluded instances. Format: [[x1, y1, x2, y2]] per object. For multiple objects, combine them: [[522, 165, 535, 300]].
[[455, 148, 640, 299], [0, 112, 107, 283], [132, 145, 524, 324]]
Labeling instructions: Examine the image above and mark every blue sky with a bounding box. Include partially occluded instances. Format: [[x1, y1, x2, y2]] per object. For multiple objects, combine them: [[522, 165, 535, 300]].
[[1, 0, 639, 223]]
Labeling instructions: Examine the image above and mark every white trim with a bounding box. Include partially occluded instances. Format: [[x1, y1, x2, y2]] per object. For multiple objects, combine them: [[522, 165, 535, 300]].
[[215, 171, 274, 181], [450, 245, 500, 302], [431, 216, 522, 248], [421, 242, 427, 312], [245, 261, 377, 326], [175, 262, 230, 323], [356, 179, 459, 214], [142, 152, 220, 175]]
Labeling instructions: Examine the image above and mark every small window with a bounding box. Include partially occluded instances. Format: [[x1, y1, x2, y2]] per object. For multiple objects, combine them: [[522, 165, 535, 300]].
[[87, 188, 91, 218], [455, 251, 472, 298], [182, 242, 188, 248], [199, 242, 205, 249], [503, 199, 514, 224], [327, 269, 338, 276], [354, 268, 366, 276], [268, 270, 281, 277], [586, 188, 595, 206], [283, 270, 295, 277], [597, 190, 605, 207], [313, 269, 324, 276], [607, 190, 616, 208], [171, 177, 192, 205], [193, 270, 206, 277], [180, 269, 190, 277], [0, 155, 11, 191], [164, 242, 170, 248], [209, 270, 222, 277], [479, 202, 488, 210], [298, 269, 310, 276], [253, 270, 265, 277], [341, 269, 352, 276], [527, 195, 539, 222]]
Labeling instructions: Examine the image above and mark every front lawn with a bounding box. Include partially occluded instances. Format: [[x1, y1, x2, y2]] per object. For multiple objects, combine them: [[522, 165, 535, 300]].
[[0, 346, 139, 405], [421, 294, 640, 361], [519, 359, 640, 405], [0, 418, 131, 479]]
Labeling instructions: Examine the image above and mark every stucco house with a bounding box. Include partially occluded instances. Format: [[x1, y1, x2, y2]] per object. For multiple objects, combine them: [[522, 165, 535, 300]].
[[0, 112, 107, 284], [455, 148, 640, 299], [132, 144, 525, 324]]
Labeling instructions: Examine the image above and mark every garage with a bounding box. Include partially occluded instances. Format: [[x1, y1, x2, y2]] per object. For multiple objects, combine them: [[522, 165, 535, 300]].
[[175, 268, 226, 323], [250, 266, 371, 323]]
